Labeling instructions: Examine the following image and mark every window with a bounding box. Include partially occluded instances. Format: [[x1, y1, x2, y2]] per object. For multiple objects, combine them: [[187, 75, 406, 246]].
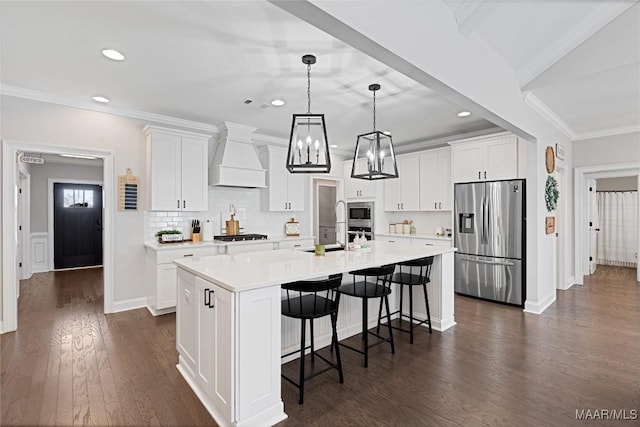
[[63, 188, 94, 208]]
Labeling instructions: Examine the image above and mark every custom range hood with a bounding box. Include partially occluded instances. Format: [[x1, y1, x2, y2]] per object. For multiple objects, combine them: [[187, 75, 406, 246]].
[[209, 121, 266, 188]]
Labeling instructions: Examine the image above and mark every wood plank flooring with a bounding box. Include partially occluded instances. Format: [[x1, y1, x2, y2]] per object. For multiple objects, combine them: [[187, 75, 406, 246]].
[[2, 267, 638, 426]]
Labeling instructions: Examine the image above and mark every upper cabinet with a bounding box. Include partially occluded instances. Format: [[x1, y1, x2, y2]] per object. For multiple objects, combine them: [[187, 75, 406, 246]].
[[259, 146, 305, 212], [419, 147, 452, 211], [450, 134, 518, 183], [145, 126, 209, 211], [343, 160, 376, 199], [384, 155, 420, 211]]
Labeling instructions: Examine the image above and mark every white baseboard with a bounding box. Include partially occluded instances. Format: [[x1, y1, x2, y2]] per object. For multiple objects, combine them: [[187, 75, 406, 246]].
[[112, 297, 147, 313], [146, 305, 176, 317], [523, 292, 556, 314]]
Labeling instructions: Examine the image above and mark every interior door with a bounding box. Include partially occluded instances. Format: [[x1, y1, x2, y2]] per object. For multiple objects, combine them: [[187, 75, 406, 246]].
[[588, 179, 599, 274], [53, 183, 103, 269]]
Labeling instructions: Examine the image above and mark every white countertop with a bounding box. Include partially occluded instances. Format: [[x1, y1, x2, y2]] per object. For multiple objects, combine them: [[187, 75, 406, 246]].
[[174, 240, 456, 293], [377, 232, 452, 241], [145, 235, 314, 251]]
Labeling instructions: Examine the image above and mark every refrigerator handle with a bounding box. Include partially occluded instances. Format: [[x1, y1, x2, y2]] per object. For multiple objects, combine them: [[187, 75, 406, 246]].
[[485, 196, 490, 243], [480, 197, 486, 244]]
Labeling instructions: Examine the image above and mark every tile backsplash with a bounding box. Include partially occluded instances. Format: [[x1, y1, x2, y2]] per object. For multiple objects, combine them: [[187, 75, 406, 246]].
[[145, 186, 308, 240]]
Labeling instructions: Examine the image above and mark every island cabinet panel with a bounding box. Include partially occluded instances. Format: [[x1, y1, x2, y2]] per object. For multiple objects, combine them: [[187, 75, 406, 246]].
[[176, 269, 198, 375], [195, 277, 233, 421]]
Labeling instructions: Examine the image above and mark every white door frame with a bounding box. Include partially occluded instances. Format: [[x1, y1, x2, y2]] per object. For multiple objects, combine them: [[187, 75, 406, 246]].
[[2, 140, 115, 333], [48, 178, 104, 271], [17, 168, 31, 281], [574, 161, 640, 285], [555, 163, 567, 289]]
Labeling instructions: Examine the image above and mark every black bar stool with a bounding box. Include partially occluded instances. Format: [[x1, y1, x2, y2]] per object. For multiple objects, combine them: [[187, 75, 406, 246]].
[[281, 274, 344, 404], [336, 264, 396, 368], [378, 256, 433, 343]]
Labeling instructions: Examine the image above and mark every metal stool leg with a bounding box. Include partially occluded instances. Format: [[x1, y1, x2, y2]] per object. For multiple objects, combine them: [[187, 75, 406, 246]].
[[376, 297, 384, 334], [299, 318, 306, 404], [331, 313, 344, 383], [362, 298, 369, 368], [423, 284, 432, 333], [310, 319, 315, 362], [409, 284, 414, 344], [384, 294, 395, 354], [399, 283, 404, 324]]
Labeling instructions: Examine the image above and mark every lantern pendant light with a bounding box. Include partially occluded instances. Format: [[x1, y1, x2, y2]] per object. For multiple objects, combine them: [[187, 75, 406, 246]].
[[286, 54, 331, 174], [351, 83, 398, 180]]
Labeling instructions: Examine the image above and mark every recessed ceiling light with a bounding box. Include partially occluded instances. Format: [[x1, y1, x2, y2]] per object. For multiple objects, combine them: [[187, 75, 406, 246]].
[[329, 144, 339, 148], [60, 154, 97, 160], [92, 96, 110, 103], [101, 49, 125, 61], [270, 99, 285, 107], [457, 111, 471, 117]]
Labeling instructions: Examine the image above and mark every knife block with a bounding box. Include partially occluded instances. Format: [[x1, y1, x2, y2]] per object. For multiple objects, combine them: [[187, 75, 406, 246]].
[[192, 233, 201, 243]]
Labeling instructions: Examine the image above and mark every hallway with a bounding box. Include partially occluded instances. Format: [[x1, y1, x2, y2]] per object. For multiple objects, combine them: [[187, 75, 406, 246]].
[[1, 267, 639, 426]]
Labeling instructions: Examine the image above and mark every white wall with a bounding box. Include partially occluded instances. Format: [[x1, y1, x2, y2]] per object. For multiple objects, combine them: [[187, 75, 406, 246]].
[[1, 96, 149, 306], [573, 132, 640, 168], [29, 162, 103, 232], [596, 176, 638, 192]]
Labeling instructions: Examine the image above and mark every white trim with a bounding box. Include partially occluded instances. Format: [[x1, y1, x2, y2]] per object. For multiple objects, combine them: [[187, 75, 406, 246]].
[[524, 292, 556, 314], [518, 2, 635, 87], [574, 162, 640, 286], [2, 140, 115, 334], [113, 297, 148, 313], [523, 91, 575, 139], [30, 232, 49, 274], [574, 125, 640, 141], [399, 127, 504, 154], [1, 84, 219, 134], [47, 178, 104, 272]]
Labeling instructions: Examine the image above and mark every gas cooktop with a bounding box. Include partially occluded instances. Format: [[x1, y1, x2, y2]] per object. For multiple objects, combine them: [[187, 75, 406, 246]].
[[214, 234, 269, 242]]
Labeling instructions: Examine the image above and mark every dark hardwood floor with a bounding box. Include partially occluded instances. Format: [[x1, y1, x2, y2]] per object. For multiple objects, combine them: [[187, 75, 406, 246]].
[[2, 267, 638, 426]]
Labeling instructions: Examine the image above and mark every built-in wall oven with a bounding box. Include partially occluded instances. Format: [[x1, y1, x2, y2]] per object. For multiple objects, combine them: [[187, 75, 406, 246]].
[[347, 202, 374, 242]]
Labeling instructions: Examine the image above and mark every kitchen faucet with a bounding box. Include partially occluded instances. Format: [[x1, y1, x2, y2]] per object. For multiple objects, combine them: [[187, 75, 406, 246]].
[[335, 199, 349, 251]]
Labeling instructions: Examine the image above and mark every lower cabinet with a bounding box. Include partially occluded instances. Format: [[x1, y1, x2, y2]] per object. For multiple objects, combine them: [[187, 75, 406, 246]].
[[176, 268, 284, 426], [146, 245, 219, 315], [277, 238, 314, 250]]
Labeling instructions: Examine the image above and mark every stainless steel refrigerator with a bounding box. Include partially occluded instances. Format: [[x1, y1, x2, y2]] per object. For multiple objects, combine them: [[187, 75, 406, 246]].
[[454, 179, 525, 306]]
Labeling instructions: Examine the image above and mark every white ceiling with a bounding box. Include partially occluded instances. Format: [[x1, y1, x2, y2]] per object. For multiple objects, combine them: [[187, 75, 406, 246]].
[[1, 1, 638, 150]]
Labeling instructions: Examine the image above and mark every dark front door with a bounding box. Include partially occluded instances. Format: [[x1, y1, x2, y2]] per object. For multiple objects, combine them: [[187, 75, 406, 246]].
[[54, 183, 103, 269]]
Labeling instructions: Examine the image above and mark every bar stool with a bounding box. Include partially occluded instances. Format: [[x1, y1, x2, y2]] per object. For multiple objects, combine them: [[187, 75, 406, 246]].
[[379, 257, 433, 343], [337, 264, 396, 368], [281, 274, 344, 404]]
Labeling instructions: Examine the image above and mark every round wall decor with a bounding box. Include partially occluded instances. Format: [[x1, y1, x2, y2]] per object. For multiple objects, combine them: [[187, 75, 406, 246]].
[[545, 146, 555, 173]]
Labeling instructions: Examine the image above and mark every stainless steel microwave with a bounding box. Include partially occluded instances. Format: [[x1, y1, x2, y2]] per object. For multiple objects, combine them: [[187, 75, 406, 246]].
[[348, 202, 373, 221]]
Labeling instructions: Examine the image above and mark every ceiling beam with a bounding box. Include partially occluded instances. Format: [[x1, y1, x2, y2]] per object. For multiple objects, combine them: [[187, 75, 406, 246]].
[[519, 1, 636, 88], [454, 0, 500, 38]]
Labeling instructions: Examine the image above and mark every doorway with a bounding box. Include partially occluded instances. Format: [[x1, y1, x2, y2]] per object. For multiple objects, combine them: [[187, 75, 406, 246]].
[[313, 179, 338, 245], [2, 140, 115, 333], [53, 182, 103, 269]]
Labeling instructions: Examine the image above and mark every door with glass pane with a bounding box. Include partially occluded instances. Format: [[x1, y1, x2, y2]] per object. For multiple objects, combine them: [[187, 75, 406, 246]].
[[53, 183, 103, 269]]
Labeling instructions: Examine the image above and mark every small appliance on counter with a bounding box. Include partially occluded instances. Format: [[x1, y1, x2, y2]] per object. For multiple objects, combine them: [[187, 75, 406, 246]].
[[202, 220, 214, 242], [285, 217, 300, 236]]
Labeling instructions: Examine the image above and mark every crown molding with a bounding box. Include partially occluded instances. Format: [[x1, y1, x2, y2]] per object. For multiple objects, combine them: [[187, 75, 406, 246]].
[[395, 126, 504, 154], [1, 84, 219, 134], [574, 125, 640, 141], [518, 2, 635, 87], [522, 91, 576, 140]]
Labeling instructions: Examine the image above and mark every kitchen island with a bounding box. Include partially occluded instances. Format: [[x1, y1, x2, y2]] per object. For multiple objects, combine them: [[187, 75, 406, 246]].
[[174, 241, 456, 427]]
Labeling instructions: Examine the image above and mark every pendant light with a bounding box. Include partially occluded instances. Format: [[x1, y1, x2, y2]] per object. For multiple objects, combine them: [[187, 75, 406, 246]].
[[351, 83, 398, 180], [286, 54, 331, 174]]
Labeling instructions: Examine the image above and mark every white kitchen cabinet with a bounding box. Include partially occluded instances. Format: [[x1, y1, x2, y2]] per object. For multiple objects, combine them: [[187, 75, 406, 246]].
[[410, 237, 453, 247], [344, 161, 376, 199], [419, 147, 452, 211], [384, 155, 420, 211], [177, 269, 198, 375], [195, 277, 233, 418], [259, 146, 305, 211], [277, 239, 314, 250], [145, 126, 210, 211], [377, 234, 412, 243], [450, 134, 518, 183], [146, 245, 218, 315], [224, 241, 274, 255]]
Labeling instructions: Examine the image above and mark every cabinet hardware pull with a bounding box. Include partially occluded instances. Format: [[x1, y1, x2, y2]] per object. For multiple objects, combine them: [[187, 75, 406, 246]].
[[204, 288, 210, 307], [434, 202, 437, 209], [177, 200, 180, 209], [439, 202, 442, 209], [478, 171, 481, 179], [397, 203, 400, 210], [484, 171, 487, 179], [183, 200, 186, 209], [183, 254, 193, 257], [401, 203, 404, 209], [208, 290, 215, 308]]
